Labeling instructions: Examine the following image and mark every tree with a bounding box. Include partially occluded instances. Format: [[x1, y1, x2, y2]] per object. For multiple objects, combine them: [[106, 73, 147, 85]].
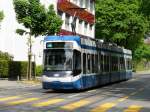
[[13, 0, 62, 80], [0, 51, 13, 61], [133, 43, 150, 70], [139, 0, 150, 17], [95, 0, 149, 52], [0, 11, 4, 22], [0, 11, 4, 28]]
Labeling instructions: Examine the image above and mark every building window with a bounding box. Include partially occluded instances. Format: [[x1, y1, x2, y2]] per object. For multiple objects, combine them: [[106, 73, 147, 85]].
[[90, 24, 93, 31], [65, 14, 70, 30], [58, 10, 63, 19], [90, 24, 93, 36], [79, 20, 82, 34], [73, 0, 77, 4], [84, 22, 88, 35], [80, 0, 83, 7], [85, 0, 89, 9], [90, 0, 94, 12]]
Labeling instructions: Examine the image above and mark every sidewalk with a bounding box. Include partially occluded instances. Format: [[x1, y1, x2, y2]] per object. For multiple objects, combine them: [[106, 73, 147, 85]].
[[135, 70, 150, 75], [20, 80, 41, 85], [18, 77, 41, 86]]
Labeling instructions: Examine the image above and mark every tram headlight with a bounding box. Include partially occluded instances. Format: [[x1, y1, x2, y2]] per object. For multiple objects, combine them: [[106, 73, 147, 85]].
[[54, 74, 60, 77]]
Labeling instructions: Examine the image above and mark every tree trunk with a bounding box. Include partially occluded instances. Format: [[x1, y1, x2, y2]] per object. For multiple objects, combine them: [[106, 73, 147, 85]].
[[27, 35, 32, 80]]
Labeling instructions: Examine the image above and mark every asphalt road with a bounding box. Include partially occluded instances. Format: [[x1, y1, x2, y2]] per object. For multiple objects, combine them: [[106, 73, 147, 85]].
[[0, 73, 150, 112]]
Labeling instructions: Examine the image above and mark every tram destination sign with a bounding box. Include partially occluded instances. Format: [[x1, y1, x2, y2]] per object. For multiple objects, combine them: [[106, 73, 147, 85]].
[[46, 42, 73, 49]]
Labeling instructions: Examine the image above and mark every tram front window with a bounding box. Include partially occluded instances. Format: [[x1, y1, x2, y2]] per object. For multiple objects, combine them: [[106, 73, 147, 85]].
[[44, 49, 73, 71]]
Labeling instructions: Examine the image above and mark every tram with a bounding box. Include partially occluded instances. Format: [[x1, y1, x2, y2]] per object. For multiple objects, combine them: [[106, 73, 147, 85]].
[[42, 35, 132, 90]]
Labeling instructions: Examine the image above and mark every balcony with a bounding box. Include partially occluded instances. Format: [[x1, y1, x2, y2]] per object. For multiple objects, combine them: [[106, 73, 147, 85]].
[[57, 0, 95, 24]]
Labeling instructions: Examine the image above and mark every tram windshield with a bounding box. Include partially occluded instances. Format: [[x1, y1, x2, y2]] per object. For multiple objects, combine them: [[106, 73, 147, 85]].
[[44, 49, 73, 71]]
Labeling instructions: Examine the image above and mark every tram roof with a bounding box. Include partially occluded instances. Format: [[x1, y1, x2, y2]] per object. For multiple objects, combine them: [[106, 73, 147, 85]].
[[44, 35, 132, 55], [44, 35, 81, 45]]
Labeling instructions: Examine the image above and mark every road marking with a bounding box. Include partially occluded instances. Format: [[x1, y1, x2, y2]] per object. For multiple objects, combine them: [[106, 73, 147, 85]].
[[8, 98, 39, 105], [61, 100, 90, 110], [0, 93, 32, 102], [131, 78, 137, 81], [68, 94, 80, 98], [0, 96, 21, 102], [90, 103, 117, 112], [139, 88, 144, 91], [130, 88, 144, 96], [87, 90, 97, 93], [130, 92, 137, 96], [117, 96, 129, 102], [91, 95, 130, 112], [124, 105, 142, 112], [33, 99, 64, 107]]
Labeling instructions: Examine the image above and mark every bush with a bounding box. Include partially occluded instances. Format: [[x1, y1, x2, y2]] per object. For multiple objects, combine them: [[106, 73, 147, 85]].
[[0, 60, 9, 78], [0, 51, 36, 79], [0, 51, 12, 78], [36, 65, 43, 76], [0, 51, 13, 61], [9, 61, 35, 80], [133, 60, 150, 72]]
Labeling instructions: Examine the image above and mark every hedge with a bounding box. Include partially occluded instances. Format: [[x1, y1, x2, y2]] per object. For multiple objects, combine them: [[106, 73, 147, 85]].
[[36, 65, 43, 76], [0, 60, 35, 80], [0, 60, 9, 78], [9, 61, 35, 80]]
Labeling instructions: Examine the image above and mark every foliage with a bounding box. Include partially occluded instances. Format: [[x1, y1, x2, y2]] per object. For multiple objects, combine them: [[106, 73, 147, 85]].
[[0, 51, 13, 78], [139, 0, 150, 17], [0, 50, 35, 79], [133, 44, 150, 62], [9, 61, 35, 80], [95, 0, 149, 51], [0, 51, 13, 61], [13, 0, 62, 37], [0, 11, 4, 22], [133, 60, 150, 72], [36, 65, 43, 76], [13, 0, 62, 79], [0, 60, 9, 78]]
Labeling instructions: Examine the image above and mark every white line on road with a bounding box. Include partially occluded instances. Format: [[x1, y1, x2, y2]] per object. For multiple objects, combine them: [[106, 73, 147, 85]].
[[68, 94, 80, 98], [87, 90, 97, 93]]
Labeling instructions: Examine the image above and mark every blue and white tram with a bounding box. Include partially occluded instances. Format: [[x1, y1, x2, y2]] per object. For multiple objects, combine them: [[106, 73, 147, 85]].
[[42, 35, 132, 90]]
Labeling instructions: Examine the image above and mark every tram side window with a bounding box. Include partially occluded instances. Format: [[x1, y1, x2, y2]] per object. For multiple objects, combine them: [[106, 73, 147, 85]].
[[115, 56, 119, 71], [129, 59, 132, 70], [127, 59, 130, 70], [87, 54, 91, 73], [83, 53, 86, 74], [95, 54, 98, 73], [111, 56, 114, 71], [112, 56, 118, 72], [120, 57, 125, 70], [106, 55, 110, 72], [127, 58, 132, 70], [123, 57, 125, 70], [73, 50, 81, 75], [92, 54, 94, 73], [104, 55, 107, 72], [100, 54, 104, 72]]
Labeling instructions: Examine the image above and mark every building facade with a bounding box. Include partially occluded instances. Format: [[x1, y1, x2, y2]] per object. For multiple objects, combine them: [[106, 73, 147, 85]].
[[57, 0, 95, 38], [0, 0, 95, 64]]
